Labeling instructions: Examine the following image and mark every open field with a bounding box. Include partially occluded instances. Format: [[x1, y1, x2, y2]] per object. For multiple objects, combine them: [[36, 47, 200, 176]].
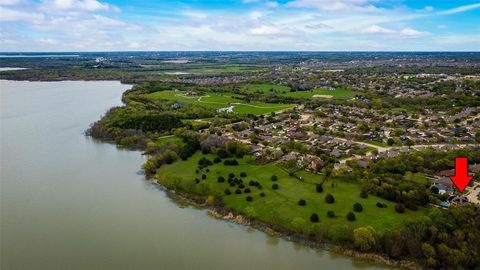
[[245, 84, 358, 99], [282, 88, 358, 99], [142, 90, 294, 115], [157, 152, 427, 234]]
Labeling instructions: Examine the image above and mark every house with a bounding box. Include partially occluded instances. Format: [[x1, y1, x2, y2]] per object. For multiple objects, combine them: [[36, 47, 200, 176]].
[[432, 177, 455, 195]]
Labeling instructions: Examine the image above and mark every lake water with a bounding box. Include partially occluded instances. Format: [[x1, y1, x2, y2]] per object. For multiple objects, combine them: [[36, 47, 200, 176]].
[[0, 80, 389, 270]]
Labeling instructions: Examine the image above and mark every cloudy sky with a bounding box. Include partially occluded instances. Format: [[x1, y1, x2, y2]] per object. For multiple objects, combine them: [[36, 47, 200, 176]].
[[1, 0, 479, 51]]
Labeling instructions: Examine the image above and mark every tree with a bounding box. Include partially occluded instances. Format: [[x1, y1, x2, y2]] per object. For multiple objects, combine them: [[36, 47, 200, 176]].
[[347, 212, 356, 221], [387, 138, 395, 146], [353, 203, 363, 212], [354, 227, 376, 251], [325, 193, 335, 204]]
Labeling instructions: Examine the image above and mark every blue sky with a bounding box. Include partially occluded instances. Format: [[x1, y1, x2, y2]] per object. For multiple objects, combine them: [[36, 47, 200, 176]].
[[0, 0, 479, 51]]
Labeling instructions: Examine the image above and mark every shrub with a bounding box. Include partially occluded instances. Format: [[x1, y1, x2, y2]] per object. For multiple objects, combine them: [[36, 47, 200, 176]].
[[272, 183, 279, 190], [298, 199, 306, 206], [240, 172, 247, 177], [316, 184, 324, 193], [217, 176, 225, 183], [405, 201, 418, 211], [201, 174, 207, 180], [244, 188, 251, 193], [376, 202, 387, 208], [246, 196, 253, 202], [395, 203, 405, 213], [360, 190, 368, 198], [353, 203, 363, 212], [224, 189, 231, 195], [310, 213, 319, 223], [223, 159, 239, 166], [347, 212, 356, 221], [325, 194, 335, 204], [249, 180, 255, 186], [271, 175, 278, 181], [260, 192, 265, 197], [213, 157, 222, 163], [235, 189, 242, 194], [327, 211, 336, 218]]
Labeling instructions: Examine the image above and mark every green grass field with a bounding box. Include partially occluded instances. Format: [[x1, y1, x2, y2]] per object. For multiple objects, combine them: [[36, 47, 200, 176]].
[[245, 84, 291, 94], [156, 152, 427, 234], [142, 90, 294, 115], [282, 88, 358, 99], [245, 84, 358, 99]]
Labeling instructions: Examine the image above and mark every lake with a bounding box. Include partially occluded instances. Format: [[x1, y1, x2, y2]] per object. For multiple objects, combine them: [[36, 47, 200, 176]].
[[0, 80, 390, 270]]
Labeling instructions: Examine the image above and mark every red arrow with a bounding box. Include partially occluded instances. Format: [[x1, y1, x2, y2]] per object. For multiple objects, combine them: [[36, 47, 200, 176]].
[[449, 157, 473, 193]]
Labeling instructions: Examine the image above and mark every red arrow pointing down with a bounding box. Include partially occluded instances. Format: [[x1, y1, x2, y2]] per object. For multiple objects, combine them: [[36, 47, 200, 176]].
[[449, 157, 473, 193]]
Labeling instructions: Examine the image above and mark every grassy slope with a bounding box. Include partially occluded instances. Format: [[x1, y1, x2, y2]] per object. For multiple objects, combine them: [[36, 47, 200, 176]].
[[246, 84, 358, 99], [143, 91, 294, 115], [157, 152, 426, 234]]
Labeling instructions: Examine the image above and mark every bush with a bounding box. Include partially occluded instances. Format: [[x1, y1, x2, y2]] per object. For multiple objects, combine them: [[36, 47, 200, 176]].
[[395, 203, 405, 213], [223, 159, 239, 166], [235, 189, 242, 194], [272, 183, 279, 190], [246, 196, 253, 202], [316, 184, 324, 193], [217, 176, 225, 183], [240, 172, 247, 177], [325, 194, 335, 204], [376, 202, 387, 208], [405, 201, 418, 211], [260, 192, 265, 197], [214, 157, 222, 163], [353, 203, 363, 212], [224, 189, 231, 195], [244, 188, 251, 193], [298, 199, 306, 206], [327, 211, 336, 218], [347, 212, 356, 221], [271, 175, 278, 181], [202, 174, 207, 180], [360, 190, 368, 198], [310, 213, 319, 223]]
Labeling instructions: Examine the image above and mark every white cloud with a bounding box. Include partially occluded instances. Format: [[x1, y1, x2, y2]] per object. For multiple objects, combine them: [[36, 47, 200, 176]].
[[359, 25, 429, 39], [250, 25, 281, 35], [0, 0, 21, 5], [286, 0, 380, 12], [41, 0, 116, 12], [438, 3, 480, 15], [0, 6, 44, 22]]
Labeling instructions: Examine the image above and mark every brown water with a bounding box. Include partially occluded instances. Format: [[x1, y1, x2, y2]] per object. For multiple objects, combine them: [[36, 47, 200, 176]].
[[0, 80, 390, 270]]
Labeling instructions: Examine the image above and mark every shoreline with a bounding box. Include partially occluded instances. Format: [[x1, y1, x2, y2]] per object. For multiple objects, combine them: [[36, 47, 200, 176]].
[[153, 179, 422, 270]]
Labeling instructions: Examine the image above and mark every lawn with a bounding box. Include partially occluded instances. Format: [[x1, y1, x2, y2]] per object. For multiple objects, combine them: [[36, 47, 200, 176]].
[[156, 152, 427, 235], [282, 88, 358, 99], [245, 84, 291, 94], [142, 90, 294, 115]]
